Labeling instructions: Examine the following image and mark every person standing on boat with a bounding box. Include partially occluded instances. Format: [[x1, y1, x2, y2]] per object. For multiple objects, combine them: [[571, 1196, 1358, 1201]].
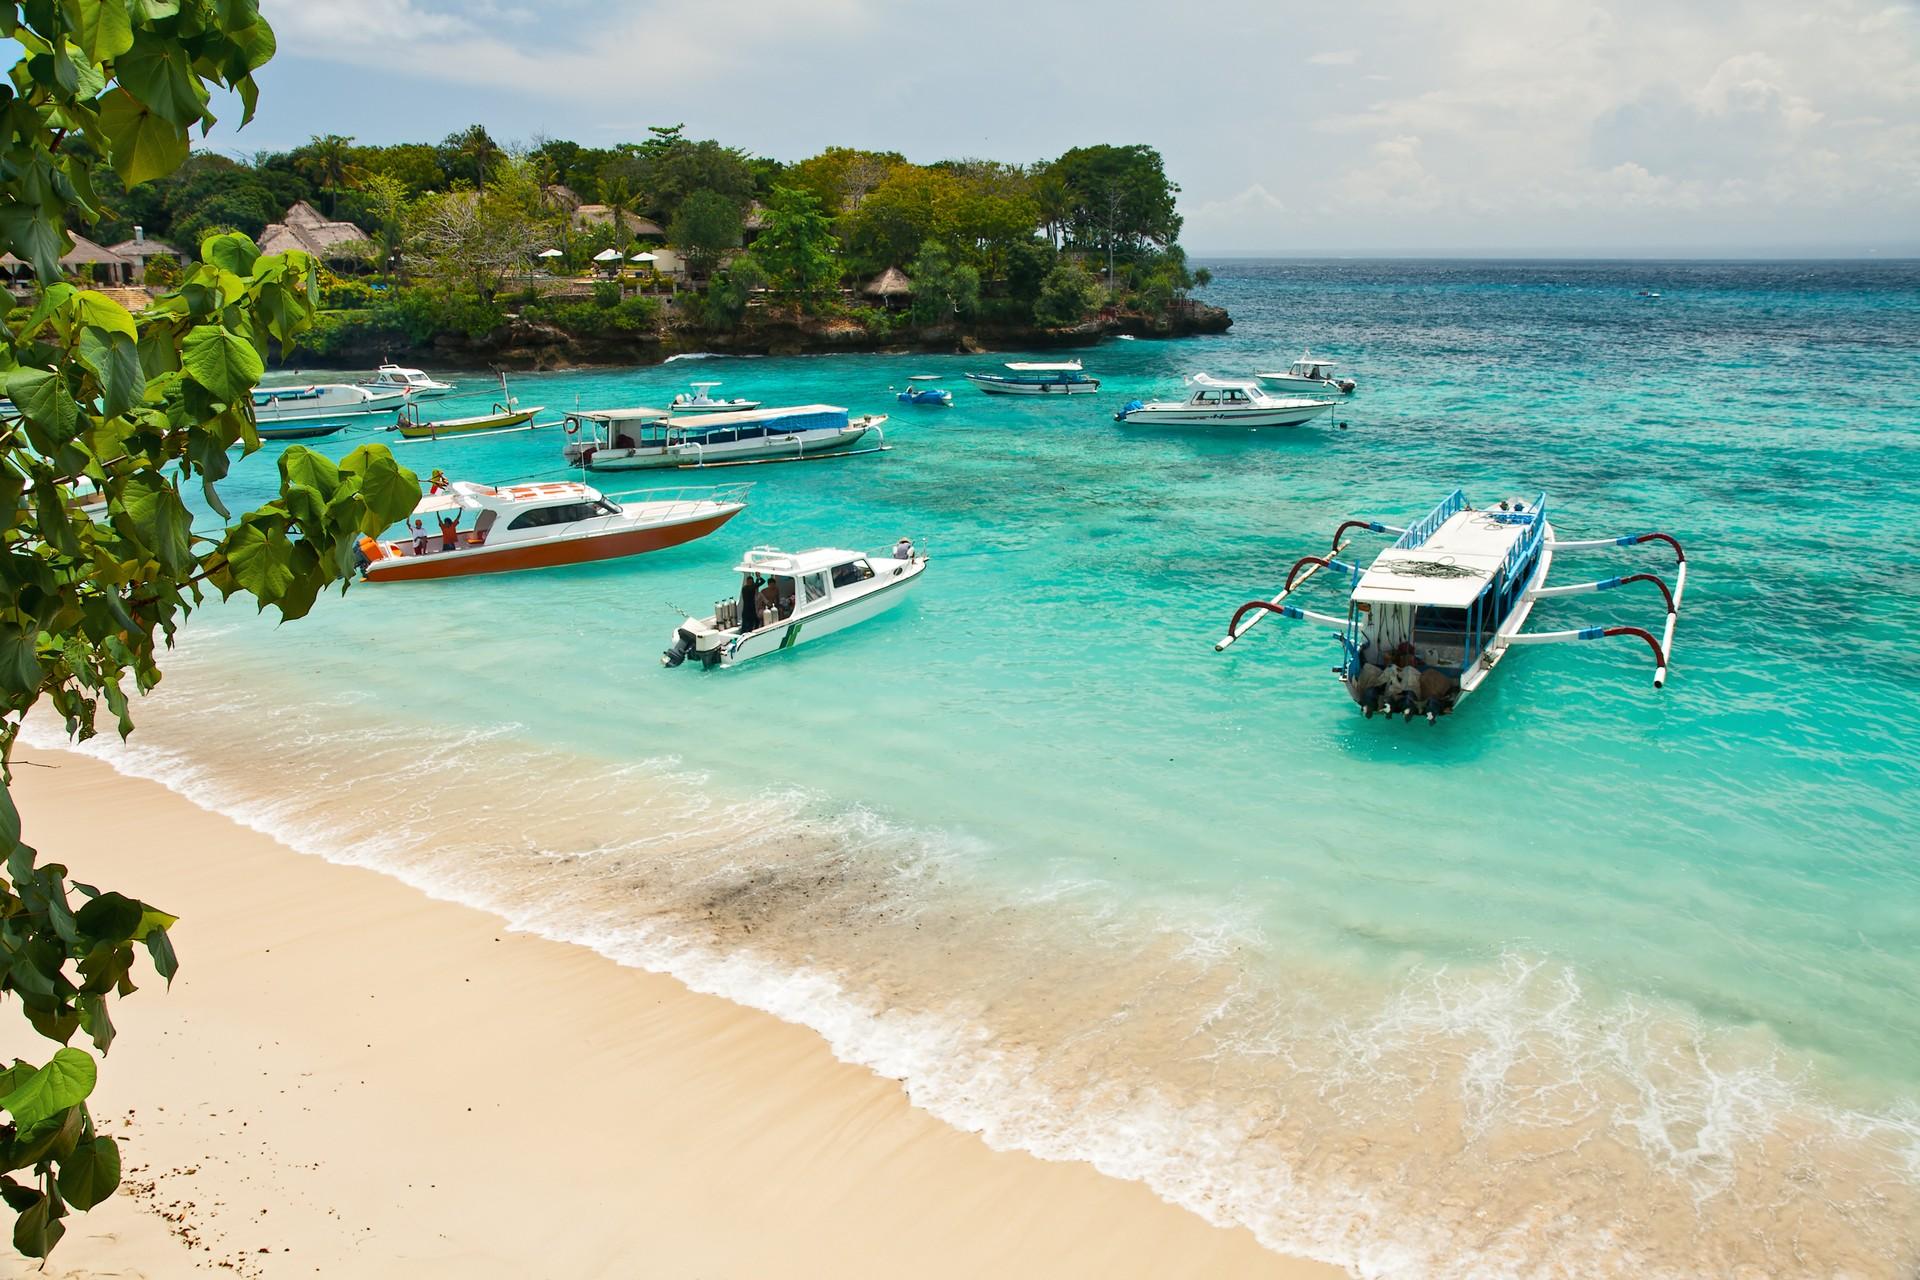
[[739, 574, 762, 632], [438, 512, 460, 553], [410, 520, 429, 557], [893, 538, 914, 560]]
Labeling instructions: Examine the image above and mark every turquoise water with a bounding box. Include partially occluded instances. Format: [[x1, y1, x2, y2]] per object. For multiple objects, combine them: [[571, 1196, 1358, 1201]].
[[45, 260, 1920, 1276]]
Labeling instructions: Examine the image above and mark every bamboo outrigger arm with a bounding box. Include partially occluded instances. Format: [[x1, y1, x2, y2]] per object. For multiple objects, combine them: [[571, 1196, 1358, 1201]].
[[1215, 517, 1406, 653], [1525, 531, 1688, 687]]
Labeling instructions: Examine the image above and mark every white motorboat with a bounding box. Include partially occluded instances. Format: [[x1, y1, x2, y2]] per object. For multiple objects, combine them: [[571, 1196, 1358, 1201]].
[[252, 383, 411, 436], [1256, 351, 1356, 395], [360, 362, 455, 399], [670, 381, 761, 414], [663, 541, 928, 669], [962, 361, 1100, 395], [1113, 375, 1336, 428], [561, 404, 886, 470]]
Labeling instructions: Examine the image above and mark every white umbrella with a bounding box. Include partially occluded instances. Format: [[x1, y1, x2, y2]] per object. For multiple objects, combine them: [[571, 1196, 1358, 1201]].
[[537, 248, 564, 259], [592, 248, 623, 262], [630, 252, 657, 262]]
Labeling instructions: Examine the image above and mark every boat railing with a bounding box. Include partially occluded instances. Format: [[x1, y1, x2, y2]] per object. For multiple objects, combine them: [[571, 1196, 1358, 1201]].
[[1490, 493, 1550, 586], [1392, 489, 1466, 550], [598, 481, 754, 516]]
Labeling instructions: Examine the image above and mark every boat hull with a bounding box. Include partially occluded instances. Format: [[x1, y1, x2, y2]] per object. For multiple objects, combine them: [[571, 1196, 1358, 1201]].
[[582, 424, 873, 470], [364, 382, 451, 400], [1258, 374, 1354, 395], [363, 507, 741, 582], [396, 408, 540, 440], [964, 375, 1100, 396], [254, 423, 347, 441], [721, 562, 924, 666], [254, 388, 411, 425], [1119, 401, 1335, 428]]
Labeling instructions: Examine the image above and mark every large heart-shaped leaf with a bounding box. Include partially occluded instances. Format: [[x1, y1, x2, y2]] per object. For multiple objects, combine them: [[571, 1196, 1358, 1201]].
[[180, 324, 262, 404], [223, 519, 295, 601], [97, 89, 189, 187], [4, 367, 77, 438], [77, 327, 146, 417], [57, 1136, 122, 1211], [0, 1048, 97, 1128], [119, 476, 194, 573], [68, 0, 134, 64]]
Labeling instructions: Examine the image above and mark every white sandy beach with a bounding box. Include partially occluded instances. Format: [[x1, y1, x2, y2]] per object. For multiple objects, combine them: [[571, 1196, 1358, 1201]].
[[6, 748, 1340, 1279]]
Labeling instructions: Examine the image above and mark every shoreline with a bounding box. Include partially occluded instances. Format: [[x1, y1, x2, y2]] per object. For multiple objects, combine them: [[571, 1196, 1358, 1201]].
[[7, 747, 1340, 1280]]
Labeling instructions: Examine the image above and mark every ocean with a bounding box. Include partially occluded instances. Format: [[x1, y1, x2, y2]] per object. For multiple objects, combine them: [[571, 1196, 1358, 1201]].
[[33, 259, 1920, 1277]]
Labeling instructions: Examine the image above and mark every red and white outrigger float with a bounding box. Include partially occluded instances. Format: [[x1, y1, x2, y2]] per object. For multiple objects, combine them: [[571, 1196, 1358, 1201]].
[[356, 477, 749, 582], [1214, 489, 1687, 720]]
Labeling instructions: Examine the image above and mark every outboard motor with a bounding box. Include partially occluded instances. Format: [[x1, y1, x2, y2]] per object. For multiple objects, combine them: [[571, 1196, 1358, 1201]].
[[662, 627, 695, 668]]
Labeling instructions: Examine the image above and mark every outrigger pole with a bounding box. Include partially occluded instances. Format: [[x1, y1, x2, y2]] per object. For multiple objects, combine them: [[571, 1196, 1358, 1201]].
[[1213, 519, 1405, 652], [1507, 532, 1689, 686]]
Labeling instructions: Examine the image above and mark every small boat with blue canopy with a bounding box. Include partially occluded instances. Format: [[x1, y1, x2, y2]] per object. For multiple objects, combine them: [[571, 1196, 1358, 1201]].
[[560, 404, 888, 470], [962, 360, 1100, 396], [898, 375, 952, 406], [1214, 489, 1687, 720]]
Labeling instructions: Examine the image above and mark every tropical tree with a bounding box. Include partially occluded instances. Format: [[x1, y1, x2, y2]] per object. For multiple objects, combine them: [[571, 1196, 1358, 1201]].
[[295, 133, 365, 216], [405, 157, 545, 300], [441, 124, 502, 188], [0, 0, 421, 1261], [701, 255, 768, 330], [907, 242, 979, 326], [752, 186, 841, 312], [1047, 145, 1183, 261], [360, 172, 411, 280], [1033, 259, 1104, 328], [668, 190, 743, 278]]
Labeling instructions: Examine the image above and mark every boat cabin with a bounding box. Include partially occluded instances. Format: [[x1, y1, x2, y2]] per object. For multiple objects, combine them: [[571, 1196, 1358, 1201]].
[[1186, 377, 1266, 407], [723, 546, 886, 632], [567, 404, 851, 451], [397, 480, 619, 554], [368, 363, 445, 392], [1344, 492, 1547, 679], [1290, 356, 1338, 381], [1000, 360, 1095, 384]]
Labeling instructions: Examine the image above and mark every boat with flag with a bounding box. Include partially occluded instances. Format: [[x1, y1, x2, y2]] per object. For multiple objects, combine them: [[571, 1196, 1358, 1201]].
[[560, 404, 887, 470], [355, 478, 749, 582], [1214, 489, 1686, 720], [962, 360, 1100, 396]]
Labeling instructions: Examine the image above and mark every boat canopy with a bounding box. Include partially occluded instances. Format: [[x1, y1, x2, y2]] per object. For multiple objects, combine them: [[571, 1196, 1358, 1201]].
[[574, 406, 674, 423], [1003, 361, 1083, 372], [1190, 374, 1264, 394], [908, 374, 942, 382], [665, 403, 846, 428], [735, 545, 865, 576], [409, 480, 597, 519]]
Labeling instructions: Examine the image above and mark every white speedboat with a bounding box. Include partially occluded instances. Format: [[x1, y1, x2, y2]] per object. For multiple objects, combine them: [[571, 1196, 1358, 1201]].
[[1113, 375, 1336, 428], [252, 383, 411, 434], [670, 381, 761, 414], [1256, 351, 1356, 395], [663, 541, 927, 669], [962, 361, 1099, 395], [360, 362, 455, 398], [561, 404, 886, 470]]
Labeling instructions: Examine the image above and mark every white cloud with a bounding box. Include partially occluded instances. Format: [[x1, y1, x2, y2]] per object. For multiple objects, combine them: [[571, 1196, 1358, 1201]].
[[1308, 49, 1359, 66]]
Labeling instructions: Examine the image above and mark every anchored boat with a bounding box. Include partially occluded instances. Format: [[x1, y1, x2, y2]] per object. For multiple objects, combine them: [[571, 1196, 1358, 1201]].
[[393, 398, 544, 441], [1215, 489, 1686, 720], [663, 540, 928, 669], [670, 381, 761, 414], [897, 375, 952, 406], [253, 384, 411, 436], [356, 479, 749, 582], [560, 404, 887, 470], [360, 362, 455, 399], [962, 360, 1100, 396], [1256, 351, 1356, 395], [1114, 375, 1336, 428]]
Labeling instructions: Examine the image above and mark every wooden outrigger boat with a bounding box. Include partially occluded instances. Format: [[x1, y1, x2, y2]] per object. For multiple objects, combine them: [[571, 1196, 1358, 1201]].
[[393, 400, 545, 441], [1214, 489, 1687, 720]]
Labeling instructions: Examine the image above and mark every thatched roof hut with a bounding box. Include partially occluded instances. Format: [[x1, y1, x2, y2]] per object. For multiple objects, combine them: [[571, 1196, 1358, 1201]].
[[3, 233, 135, 288], [863, 267, 913, 308], [258, 201, 373, 265]]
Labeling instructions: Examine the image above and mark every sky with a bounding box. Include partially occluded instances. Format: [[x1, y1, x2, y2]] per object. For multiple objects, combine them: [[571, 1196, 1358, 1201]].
[[201, 0, 1920, 256]]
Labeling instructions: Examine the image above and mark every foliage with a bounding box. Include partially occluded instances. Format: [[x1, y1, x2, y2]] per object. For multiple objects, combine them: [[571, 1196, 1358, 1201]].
[[140, 253, 181, 290], [591, 280, 621, 309], [604, 125, 755, 226], [404, 157, 545, 301], [1, 12, 423, 1249], [906, 242, 978, 327], [784, 147, 905, 215], [1033, 259, 1104, 328], [1045, 144, 1183, 259], [294, 134, 365, 216], [525, 294, 658, 337], [439, 124, 501, 188], [667, 190, 742, 277], [751, 186, 840, 313], [700, 256, 768, 331], [312, 286, 502, 349]]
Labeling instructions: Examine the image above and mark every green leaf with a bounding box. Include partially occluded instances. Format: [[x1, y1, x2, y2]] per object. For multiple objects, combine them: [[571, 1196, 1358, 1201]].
[[67, 0, 135, 64], [11, 1190, 64, 1259], [200, 232, 259, 277], [56, 1136, 120, 1211], [77, 327, 146, 417], [279, 446, 339, 498], [0, 623, 44, 699], [0, 1049, 96, 1129], [72, 290, 138, 339], [131, 907, 177, 943], [3, 368, 77, 439], [0, 206, 67, 278], [222, 520, 295, 600], [179, 324, 262, 404], [339, 447, 419, 524], [74, 892, 142, 943], [97, 89, 190, 187], [118, 476, 193, 575], [112, 43, 207, 127], [76, 993, 115, 1055], [145, 928, 177, 984]]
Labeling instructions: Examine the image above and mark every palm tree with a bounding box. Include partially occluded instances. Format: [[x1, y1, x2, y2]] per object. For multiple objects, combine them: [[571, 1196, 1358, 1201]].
[[449, 125, 501, 188], [298, 134, 364, 217], [1031, 169, 1071, 257]]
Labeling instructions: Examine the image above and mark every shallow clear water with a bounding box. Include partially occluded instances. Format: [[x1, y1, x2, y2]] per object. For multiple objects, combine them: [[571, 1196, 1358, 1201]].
[[40, 260, 1920, 1277]]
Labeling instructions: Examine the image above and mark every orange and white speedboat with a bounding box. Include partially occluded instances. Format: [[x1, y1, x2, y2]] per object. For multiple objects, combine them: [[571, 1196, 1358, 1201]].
[[357, 478, 750, 582]]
